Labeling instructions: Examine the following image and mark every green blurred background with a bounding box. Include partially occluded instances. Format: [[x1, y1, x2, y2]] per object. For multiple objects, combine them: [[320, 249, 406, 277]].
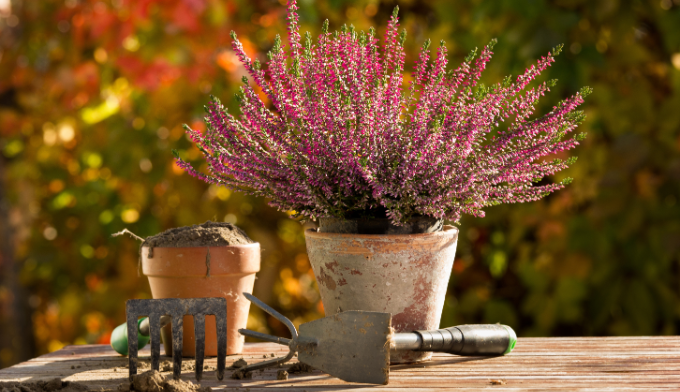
[[1, 0, 680, 368]]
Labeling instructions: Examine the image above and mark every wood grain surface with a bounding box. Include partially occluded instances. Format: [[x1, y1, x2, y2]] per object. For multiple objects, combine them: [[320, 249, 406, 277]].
[[1, 337, 679, 391]]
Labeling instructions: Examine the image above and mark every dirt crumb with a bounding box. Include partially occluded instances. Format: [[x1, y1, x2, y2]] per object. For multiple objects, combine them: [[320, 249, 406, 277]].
[[276, 370, 289, 380], [0, 379, 88, 392], [490, 379, 506, 385], [229, 358, 247, 369], [142, 221, 253, 257], [128, 370, 210, 392], [133, 358, 152, 371], [58, 382, 88, 392], [42, 379, 62, 392], [132, 370, 165, 392], [287, 362, 314, 374], [229, 370, 252, 380], [116, 383, 131, 392], [159, 360, 197, 372], [164, 379, 210, 392], [124, 358, 151, 370]]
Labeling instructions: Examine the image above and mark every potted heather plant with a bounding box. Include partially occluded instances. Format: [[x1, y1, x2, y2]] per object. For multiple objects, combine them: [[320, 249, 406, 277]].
[[176, 2, 590, 363]]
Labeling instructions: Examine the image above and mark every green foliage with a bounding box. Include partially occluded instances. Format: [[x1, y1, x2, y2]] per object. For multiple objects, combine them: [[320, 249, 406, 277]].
[[465, 47, 479, 63]]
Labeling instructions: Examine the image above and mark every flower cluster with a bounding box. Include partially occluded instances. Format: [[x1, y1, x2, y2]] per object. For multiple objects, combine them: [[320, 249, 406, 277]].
[[176, 2, 591, 223]]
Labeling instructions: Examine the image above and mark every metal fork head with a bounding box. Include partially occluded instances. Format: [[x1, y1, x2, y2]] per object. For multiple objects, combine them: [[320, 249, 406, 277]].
[[236, 293, 306, 373], [125, 298, 227, 382]]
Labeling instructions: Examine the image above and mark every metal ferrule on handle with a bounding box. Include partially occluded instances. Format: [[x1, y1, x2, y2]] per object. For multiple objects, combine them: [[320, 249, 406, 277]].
[[392, 324, 516, 356]]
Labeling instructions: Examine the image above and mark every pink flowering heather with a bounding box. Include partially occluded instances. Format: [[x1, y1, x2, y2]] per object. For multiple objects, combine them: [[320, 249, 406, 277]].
[[176, 2, 591, 224]]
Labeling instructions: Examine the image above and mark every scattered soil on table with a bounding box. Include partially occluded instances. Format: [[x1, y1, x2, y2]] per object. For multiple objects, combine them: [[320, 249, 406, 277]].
[[142, 221, 253, 257], [276, 370, 289, 380], [133, 359, 151, 371], [226, 358, 250, 379], [162, 379, 209, 392], [287, 362, 314, 374], [0, 379, 88, 392], [159, 360, 203, 372], [123, 370, 210, 392], [131, 370, 165, 392], [227, 358, 247, 370], [229, 370, 252, 380], [121, 359, 209, 372], [120, 359, 213, 374]]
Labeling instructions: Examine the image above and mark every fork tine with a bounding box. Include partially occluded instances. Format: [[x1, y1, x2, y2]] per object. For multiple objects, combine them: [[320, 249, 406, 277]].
[[215, 307, 227, 380], [126, 304, 138, 381], [149, 314, 161, 371], [172, 314, 184, 380], [194, 314, 205, 382]]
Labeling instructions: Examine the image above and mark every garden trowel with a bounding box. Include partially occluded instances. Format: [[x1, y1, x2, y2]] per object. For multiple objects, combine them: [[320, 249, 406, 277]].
[[238, 293, 516, 385]]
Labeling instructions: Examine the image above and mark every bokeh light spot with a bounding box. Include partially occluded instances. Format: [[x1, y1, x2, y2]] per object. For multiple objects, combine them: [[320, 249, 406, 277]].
[[94, 48, 108, 63], [58, 123, 75, 143], [365, 4, 378, 16], [43, 227, 57, 241], [121, 209, 140, 223], [132, 117, 145, 130], [672, 53, 680, 70], [52, 192, 75, 209], [139, 158, 153, 173], [80, 244, 94, 258], [123, 35, 140, 51], [99, 210, 114, 224], [224, 213, 237, 224]]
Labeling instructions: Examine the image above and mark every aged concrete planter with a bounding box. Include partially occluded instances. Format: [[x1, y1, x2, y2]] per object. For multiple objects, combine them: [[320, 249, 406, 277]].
[[141, 244, 260, 357], [304, 225, 459, 363]]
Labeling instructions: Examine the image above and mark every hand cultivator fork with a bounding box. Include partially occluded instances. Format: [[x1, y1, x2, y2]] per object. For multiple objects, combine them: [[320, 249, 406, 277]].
[[124, 297, 227, 382]]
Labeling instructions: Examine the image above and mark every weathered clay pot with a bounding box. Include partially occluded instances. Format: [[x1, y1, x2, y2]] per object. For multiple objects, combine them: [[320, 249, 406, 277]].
[[304, 226, 458, 363], [141, 244, 260, 357]]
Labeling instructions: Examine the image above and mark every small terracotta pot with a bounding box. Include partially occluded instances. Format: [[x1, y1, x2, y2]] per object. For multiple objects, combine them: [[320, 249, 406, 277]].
[[305, 226, 458, 363], [141, 244, 260, 357]]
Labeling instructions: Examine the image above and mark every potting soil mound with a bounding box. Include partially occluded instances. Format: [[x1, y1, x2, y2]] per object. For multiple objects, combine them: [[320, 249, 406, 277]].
[[126, 370, 210, 392], [142, 221, 253, 256]]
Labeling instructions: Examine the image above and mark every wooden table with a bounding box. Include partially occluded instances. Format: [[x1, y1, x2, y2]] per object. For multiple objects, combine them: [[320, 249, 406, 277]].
[[1, 337, 679, 390]]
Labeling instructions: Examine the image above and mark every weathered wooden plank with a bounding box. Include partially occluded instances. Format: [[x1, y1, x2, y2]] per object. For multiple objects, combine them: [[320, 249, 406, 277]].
[[1, 338, 680, 390]]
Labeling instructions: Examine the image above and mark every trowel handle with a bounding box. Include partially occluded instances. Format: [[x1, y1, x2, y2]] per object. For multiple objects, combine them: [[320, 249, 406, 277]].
[[393, 324, 516, 356]]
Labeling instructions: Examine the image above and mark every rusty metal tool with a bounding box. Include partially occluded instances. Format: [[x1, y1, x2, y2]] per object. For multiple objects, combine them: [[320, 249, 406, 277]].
[[238, 293, 516, 384], [124, 297, 227, 382]]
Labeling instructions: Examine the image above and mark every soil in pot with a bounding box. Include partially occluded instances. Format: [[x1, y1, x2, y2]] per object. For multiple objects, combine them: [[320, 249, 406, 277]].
[[140, 221, 259, 357], [318, 207, 443, 235]]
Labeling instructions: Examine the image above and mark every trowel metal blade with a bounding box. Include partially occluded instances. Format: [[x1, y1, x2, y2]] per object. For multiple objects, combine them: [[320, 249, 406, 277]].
[[298, 311, 391, 385]]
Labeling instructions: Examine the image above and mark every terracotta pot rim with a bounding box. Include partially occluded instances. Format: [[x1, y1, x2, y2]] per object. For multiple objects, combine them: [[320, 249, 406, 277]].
[[305, 225, 458, 239], [141, 242, 260, 251]]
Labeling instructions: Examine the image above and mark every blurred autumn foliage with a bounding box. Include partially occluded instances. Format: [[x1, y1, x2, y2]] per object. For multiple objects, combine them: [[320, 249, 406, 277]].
[[1, 0, 679, 369]]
